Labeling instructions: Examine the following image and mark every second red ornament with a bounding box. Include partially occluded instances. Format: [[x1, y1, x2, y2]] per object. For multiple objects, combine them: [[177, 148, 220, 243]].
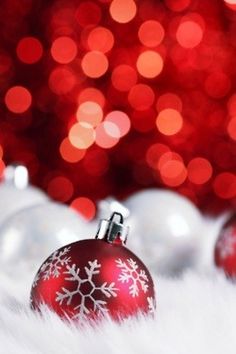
[[215, 214, 236, 278]]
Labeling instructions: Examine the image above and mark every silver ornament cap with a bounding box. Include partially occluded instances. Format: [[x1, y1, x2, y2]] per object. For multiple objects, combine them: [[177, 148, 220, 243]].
[[96, 212, 129, 244]]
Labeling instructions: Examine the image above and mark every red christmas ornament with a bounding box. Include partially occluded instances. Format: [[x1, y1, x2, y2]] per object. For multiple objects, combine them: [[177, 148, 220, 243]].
[[215, 215, 236, 278], [30, 212, 156, 322]]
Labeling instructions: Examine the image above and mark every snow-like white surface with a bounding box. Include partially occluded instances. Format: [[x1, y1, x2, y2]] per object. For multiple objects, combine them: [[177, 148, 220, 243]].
[[0, 216, 235, 354]]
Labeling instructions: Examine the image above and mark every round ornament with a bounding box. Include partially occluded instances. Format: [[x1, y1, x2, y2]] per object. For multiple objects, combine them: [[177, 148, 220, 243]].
[[0, 202, 97, 274], [124, 189, 202, 275], [30, 213, 156, 322], [215, 214, 236, 278], [0, 164, 48, 224]]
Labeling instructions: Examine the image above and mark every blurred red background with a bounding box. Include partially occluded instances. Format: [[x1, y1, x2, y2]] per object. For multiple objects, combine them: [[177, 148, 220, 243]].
[[0, 0, 236, 216]]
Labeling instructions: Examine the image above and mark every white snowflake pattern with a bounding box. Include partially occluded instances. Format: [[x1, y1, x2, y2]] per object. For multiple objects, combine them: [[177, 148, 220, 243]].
[[32, 247, 71, 287], [116, 258, 149, 297], [147, 297, 156, 314], [217, 227, 236, 259], [55, 259, 118, 320]]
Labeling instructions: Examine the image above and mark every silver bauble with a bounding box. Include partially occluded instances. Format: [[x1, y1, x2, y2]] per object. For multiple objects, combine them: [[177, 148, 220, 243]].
[[124, 189, 203, 276], [0, 202, 97, 276]]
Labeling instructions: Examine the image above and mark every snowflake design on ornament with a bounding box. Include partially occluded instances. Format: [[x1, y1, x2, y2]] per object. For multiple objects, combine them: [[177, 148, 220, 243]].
[[147, 297, 156, 314], [33, 247, 71, 287], [115, 258, 149, 297], [217, 228, 236, 260], [55, 259, 118, 321], [32, 272, 40, 288]]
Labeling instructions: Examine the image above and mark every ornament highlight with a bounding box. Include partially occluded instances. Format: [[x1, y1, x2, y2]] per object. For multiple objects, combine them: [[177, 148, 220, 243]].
[[30, 212, 156, 322], [215, 214, 236, 278], [125, 189, 202, 275]]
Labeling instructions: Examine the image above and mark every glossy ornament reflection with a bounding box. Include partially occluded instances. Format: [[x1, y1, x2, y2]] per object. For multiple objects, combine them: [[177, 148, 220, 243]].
[[125, 189, 202, 276]]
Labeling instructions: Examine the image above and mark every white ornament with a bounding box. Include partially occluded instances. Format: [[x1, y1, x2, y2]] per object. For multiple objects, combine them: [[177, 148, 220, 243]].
[[0, 165, 48, 225], [56, 259, 118, 321], [124, 189, 203, 275], [0, 203, 97, 276]]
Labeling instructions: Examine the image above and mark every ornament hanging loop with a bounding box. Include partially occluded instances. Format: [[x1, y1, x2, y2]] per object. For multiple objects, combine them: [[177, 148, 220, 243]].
[[109, 211, 124, 224], [96, 212, 129, 244]]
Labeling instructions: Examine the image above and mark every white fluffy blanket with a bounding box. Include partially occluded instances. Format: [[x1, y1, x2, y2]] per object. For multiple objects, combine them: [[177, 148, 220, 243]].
[[0, 218, 236, 354]]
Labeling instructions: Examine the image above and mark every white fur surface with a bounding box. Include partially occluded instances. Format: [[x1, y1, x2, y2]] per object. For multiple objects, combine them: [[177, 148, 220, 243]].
[[0, 217, 236, 354]]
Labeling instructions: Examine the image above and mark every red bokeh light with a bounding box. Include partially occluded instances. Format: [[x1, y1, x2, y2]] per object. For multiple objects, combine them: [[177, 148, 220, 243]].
[[70, 197, 96, 221], [105, 111, 131, 137], [60, 138, 86, 163], [51, 36, 77, 64], [109, 0, 137, 24], [16, 37, 43, 64], [128, 84, 155, 110], [146, 143, 170, 169], [158, 151, 183, 171], [213, 173, 236, 199], [76, 101, 103, 127], [176, 20, 203, 49], [49, 67, 76, 95], [138, 20, 165, 48], [69, 123, 95, 149], [160, 159, 187, 187], [136, 50, 164, 78], [165, 0, 191, 12], [47, 176, 74, 202], [78, 88, 106, 108], [156, 108, 183, 136], [81, 51, 109, 78], [111, 65, 137, 92], [95, 122, 120, 148], [156, 93, 182, 112], [75, 2, 102, 27], [87, 27, 114, 53], [187, 158, 213, 185], [5, 86, 32, 113]]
